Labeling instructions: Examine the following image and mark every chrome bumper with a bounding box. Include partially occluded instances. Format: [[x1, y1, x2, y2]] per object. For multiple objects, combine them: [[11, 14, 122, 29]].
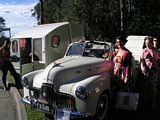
[[21, 97, 32, 105], [21, 97, 91, 118]]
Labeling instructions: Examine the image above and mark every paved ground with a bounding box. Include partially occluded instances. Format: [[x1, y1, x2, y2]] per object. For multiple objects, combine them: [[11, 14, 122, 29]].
[[0, 82, 17, 120], [0, 71, 27, 120]]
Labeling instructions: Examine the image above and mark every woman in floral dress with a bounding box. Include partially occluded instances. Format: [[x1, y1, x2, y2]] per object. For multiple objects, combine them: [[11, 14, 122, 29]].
[[140, 36, 159, 108], [113, 36, 132, 84]]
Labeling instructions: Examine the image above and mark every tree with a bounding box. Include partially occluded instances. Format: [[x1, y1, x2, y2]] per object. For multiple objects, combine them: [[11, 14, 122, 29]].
[[33, 0, 123, 40], [128, 0, 160, 36], [0, 17, 6, 36], [0, 17, 5, 28], [0, 17, 10, 37], [0, 17, 10, 46], [32, 0, 160, 41], [32, 0, 63, 24]]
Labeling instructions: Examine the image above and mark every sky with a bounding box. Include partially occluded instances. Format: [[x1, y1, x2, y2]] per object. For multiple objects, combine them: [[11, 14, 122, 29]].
[[0, 0, 38, 37], [0, 0, 38, 4]]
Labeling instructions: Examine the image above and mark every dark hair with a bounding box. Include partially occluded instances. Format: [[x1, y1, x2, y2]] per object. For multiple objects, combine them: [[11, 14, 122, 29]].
[[116, 35, 128, 44], [153, 36, 160, 48], [6, 40, 11, 44], [3, 40, 11, 49], [142, 36, 153, 49]]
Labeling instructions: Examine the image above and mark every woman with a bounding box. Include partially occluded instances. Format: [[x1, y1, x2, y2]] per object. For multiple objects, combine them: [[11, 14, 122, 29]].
[[141, 36, 155, 77], [0, 40, 21, 90], [140, 36, 158, 108], [153, 37, 160, 68], [113, 36, 132, 84]]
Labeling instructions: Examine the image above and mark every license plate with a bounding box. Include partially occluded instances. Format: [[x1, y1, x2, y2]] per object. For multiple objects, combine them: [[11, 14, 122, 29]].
[[35, 101, 51, 113]]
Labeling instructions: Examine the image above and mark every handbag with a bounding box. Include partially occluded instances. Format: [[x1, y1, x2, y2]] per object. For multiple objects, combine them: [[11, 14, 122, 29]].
[[114, 91, 139, 111]]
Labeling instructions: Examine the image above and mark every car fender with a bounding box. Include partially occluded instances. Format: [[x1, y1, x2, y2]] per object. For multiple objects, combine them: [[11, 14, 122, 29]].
[[70, 71, 112, 116]]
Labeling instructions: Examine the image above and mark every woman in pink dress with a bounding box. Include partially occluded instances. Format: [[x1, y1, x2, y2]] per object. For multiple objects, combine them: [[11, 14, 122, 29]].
[[113, 36, 132, 84], [140, 36, 160, 79], [140, 36, 159, 109]]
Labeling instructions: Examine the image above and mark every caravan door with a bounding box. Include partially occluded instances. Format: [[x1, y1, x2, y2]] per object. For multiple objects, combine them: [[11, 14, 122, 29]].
[[13, 38, 45, 75], [20, 38, 33, 75]]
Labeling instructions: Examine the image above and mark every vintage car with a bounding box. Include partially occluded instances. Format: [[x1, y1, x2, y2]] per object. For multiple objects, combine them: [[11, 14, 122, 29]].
[[21, 40, 114, 120]]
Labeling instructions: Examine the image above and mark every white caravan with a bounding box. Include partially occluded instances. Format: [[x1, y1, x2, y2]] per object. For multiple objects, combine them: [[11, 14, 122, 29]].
[[10, 22, 85, 75], [125, 35, 147, 62]]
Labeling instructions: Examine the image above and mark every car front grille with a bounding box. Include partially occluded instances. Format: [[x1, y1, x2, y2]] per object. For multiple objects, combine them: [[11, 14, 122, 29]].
[[30, 83, 76, 111]]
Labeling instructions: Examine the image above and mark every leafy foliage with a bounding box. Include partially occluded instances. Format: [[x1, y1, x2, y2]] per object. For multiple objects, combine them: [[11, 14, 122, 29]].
[[0, 17, 5, 28], [32, 0, 160, 41], [0, 17, 9, 44]]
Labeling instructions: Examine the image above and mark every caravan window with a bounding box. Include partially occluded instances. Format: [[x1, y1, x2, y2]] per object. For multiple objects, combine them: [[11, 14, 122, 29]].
[[12, 40, 18, 53], [33, 38, 42, 61], [51, 35, 60, 47]]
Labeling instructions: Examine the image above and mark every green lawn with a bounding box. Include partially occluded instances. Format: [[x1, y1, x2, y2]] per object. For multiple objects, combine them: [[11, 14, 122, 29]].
[[26, 107, 51, 120]]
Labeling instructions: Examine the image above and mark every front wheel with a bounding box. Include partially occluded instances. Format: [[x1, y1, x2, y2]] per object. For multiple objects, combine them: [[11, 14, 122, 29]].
[[95, 93, 109, 120]]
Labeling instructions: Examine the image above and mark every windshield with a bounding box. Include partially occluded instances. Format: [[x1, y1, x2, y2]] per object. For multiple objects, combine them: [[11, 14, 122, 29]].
[[66, 42, 85, 56], [66, 41, 110, 59]]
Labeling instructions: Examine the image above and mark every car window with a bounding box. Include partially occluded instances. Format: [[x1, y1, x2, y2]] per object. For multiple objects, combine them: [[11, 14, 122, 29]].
[[66, 43, 85, 56], [84, 42, 110, 58]]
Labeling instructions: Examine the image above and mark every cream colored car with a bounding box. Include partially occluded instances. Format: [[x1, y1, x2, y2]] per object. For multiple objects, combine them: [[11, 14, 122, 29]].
[[21, 40, 114, 120]]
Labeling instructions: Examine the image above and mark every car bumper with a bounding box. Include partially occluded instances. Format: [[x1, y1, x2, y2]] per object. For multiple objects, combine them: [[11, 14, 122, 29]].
[[21, 97, 91, 118]]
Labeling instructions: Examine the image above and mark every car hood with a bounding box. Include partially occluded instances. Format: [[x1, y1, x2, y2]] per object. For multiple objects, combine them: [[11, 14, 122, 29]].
[[33, 56, 114, 91]]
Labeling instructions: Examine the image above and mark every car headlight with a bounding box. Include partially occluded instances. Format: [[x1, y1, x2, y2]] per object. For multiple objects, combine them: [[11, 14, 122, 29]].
[[21, 76, 28, 87], [75, 86, 89, 100]]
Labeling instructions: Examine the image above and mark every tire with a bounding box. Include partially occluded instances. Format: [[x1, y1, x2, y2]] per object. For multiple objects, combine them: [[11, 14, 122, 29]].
[[95, 93, 109, 120]]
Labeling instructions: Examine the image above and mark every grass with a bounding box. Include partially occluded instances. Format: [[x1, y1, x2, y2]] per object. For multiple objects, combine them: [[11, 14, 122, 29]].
[[0, 71, 15, 84], [7, 72, 15, 83], [26, 107, 51, 120]]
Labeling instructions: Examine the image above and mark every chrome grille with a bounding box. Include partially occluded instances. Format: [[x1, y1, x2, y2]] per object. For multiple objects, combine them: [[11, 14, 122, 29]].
[[55, 91, 76, 111], [40, 83, 76, 111]]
